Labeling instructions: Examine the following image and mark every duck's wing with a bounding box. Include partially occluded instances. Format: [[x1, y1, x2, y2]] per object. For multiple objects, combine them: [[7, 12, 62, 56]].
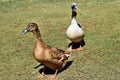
[[48, 47, 65, 60], [78, 23, 84, 29], [46, 45, 71, 60], [77, 23, 82, 28]]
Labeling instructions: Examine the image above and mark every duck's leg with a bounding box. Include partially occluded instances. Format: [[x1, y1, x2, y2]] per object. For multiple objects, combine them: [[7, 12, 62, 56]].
[[77, 39, 85, 51], [71, 42, 76, 50], [49, 69, 58, 80], [36, 66, 46, 79], [72, 42, 74, 50], [71, 42, 80, 51]]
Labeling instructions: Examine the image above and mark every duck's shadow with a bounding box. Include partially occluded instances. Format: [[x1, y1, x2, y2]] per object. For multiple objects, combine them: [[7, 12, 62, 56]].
[[34, 60, 73, 75], [68, 39, 86, 49]]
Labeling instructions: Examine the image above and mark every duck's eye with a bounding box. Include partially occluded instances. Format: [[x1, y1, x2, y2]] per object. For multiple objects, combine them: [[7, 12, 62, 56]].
[[72, 6, 75, 9], [28, 26, 36, 32], [28, 25, 33, 29], [72, 6, 78, 11]]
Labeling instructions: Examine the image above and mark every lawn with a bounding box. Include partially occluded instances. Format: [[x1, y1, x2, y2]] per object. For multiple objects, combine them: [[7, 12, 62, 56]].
[[0, 0, 120, 80]]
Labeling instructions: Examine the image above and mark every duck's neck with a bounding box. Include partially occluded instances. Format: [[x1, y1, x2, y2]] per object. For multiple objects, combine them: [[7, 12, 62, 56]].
[[71, 17, 77, 24], [32, 29, 44, 59], [71, 11, 77, 24], [72, 11, 77, 19], [32, 29, 42, 41]]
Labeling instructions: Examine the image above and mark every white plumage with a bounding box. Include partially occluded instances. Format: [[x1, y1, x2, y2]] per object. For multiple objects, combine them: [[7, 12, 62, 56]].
[[66, 18, 84, 43], [66, 3, 85, 51]]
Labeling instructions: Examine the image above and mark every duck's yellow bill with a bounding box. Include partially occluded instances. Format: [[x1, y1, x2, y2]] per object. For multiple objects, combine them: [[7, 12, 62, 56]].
[[77, 10, 81, 15]]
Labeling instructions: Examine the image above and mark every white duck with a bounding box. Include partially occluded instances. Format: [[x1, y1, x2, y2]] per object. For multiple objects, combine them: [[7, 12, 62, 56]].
[[66, 3, 85, 51]]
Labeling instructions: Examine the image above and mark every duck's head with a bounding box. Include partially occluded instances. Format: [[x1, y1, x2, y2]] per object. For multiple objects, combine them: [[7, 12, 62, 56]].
[[21, 23, 39, 35], [71, 3, 81, 16]]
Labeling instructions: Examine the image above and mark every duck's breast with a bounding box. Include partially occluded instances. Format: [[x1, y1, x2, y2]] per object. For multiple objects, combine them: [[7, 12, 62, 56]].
[[66, 23, 84, 40], [33, 41, 46, 62]]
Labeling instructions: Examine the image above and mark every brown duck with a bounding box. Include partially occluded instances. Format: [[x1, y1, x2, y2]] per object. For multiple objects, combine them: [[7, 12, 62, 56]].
[[21, 23, 72, 80]]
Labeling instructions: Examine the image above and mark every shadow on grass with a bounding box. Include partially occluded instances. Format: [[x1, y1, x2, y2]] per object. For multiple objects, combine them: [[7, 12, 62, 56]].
[[68, 39, 86, 49], [34, 60, 73, 75]]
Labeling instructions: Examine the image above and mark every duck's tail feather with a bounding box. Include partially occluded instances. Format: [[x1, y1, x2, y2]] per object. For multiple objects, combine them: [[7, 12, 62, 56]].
[[60, 46, 72, 61]]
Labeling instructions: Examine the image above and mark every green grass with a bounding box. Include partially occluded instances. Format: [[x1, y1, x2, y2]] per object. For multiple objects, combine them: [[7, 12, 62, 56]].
[[0, 0, 120, 80]]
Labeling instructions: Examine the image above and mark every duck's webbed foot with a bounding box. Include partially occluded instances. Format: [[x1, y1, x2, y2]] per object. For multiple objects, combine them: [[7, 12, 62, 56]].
[[49, 75, 56, 80], [36, 66, 46, 79], [68, 39, 85, 51], [76, 45, 83, 51], [49, 69, 58, 80], [36, 73, 45, 79]]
